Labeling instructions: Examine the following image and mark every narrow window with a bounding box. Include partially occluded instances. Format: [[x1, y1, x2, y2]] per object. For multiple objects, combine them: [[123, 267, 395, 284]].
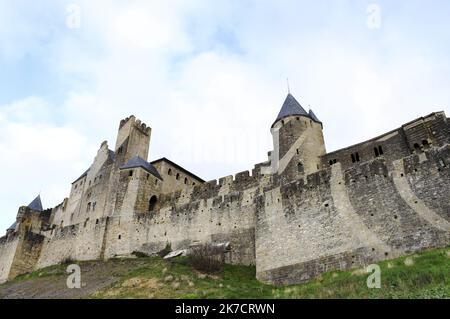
[[351, 154, 356, 163], [118, 146, 123, 154], [193, 182, 196, 186], [168, 168, 172, 176], [296, 149, 299, 155], [329, 160, 333, 166], [297, 162, 304, 173], [146, 173, 150, 180], [184, 177, 188, 184], [74, 184, 77, 190], [95, 219, 99, 225], [148, 196, 158, 212], [378, 145, 383, 155], [333, 159, 337, 164], [176, 173, 180, 180], [129, 170, 133, 177], [87, 202, 91, 212], [118, 235, 122, 240], [355, 152, 360, 162], [155, 179, 158, 185], [374, 147, 379, 157]]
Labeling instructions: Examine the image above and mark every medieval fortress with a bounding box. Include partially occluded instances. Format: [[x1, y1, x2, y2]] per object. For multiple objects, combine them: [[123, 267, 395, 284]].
[[1, 93, 449, 285]]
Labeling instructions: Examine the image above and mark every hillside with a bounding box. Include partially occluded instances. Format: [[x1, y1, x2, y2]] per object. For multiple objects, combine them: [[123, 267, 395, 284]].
[[0, 247, 449, 299]]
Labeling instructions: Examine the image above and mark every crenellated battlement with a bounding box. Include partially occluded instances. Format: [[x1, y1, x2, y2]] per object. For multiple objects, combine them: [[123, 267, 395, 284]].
[[1, 94, 449, 286]]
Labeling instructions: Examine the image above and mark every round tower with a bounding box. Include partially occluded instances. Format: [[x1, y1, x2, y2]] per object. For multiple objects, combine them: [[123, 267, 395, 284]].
[[268, 93, 326, 179]]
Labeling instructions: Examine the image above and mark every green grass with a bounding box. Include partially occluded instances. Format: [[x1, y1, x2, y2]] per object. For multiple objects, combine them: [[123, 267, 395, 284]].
[[11, 263, 67, 283], [93, 247, 450, 299], [2, 247, 449, 299]]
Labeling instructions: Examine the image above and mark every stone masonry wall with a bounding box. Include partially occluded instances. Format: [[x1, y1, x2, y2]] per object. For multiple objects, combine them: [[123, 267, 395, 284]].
[[255, 147, 450, 285], [0, 234, 19, 283]]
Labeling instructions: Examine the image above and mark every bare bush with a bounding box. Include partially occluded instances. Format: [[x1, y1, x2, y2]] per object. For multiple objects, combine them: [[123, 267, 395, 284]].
[[189, 243, 225, 274]]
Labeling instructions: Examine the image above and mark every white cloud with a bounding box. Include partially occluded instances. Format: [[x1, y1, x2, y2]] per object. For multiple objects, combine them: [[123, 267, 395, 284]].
[[1, 0, 449, 234], [0, 97, 93, 234]]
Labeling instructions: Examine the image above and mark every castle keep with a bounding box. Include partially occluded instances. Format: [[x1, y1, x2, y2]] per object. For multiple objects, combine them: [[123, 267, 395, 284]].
[[1, 93, 449, 285]]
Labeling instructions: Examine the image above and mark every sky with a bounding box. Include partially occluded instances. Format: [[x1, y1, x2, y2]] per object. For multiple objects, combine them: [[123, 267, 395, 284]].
[[0, 0, 449, 234]]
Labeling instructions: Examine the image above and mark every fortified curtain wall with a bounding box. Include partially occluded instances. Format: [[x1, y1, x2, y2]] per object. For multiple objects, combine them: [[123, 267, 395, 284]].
[[2, 111, 449, 285], [36, 168, 271, 269], [255, 146, 450, 285]]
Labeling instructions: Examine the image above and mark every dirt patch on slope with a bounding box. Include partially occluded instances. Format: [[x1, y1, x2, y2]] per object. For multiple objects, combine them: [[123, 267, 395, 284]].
[[0, 259, 150, 299]]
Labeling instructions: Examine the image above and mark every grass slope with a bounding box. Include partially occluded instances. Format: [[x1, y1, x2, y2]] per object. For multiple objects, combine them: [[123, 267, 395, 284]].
[[1, 247, 449, 299]]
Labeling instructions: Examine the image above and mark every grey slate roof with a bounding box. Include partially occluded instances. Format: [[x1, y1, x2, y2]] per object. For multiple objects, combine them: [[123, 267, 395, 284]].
[[108, 149, 115, 161], [308, 109, 322, 123], [28, 195, 43, 211], [72, 149, 114, 184], [273, 93, 309, 127], [72, 168, 89, 184], [120, 156, 163, 180], [7, 221, 17, 232]]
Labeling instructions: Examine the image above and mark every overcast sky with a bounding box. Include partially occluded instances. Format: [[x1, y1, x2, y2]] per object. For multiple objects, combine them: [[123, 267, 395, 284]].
[[1, 0, 449, 234]]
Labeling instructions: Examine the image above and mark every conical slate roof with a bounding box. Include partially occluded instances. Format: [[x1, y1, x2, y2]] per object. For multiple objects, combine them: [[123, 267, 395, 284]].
[[28, 195, 43, 211], [308, 109, 321, 123], [272, 93, 309, 127], [120, 156, 163, 180]]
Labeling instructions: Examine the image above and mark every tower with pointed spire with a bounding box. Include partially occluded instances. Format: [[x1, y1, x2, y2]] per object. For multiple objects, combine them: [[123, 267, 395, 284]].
[[265, 93, 326, 178], [1, 92, 449, 287]]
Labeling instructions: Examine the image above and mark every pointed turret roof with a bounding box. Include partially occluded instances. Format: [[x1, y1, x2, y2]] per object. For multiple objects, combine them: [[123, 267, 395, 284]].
[[272, 93, 309, 127], [120, 156, 163, 180], [28, 195, 43, 211], [308, 109, 322, 123]]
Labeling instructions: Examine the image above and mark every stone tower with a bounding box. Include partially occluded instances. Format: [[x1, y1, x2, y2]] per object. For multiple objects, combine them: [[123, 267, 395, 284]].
[[114, 115, 152, 164], [263, 93, 326, 178]]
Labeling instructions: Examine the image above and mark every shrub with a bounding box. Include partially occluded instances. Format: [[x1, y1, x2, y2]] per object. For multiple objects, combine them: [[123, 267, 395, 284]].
[[157, 242, 172, 257], [132, 251, 149, 258], [190, 243, 225, 274]]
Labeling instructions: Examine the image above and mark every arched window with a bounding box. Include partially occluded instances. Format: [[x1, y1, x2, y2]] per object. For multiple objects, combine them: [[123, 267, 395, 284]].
[[184, 177, 188, 184], [168, 168, 172, 176], [176, 173, 180, 180], [149, 195, 158, 212]]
